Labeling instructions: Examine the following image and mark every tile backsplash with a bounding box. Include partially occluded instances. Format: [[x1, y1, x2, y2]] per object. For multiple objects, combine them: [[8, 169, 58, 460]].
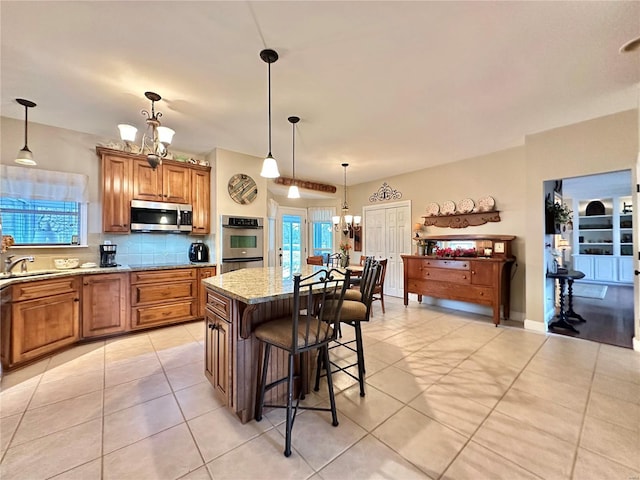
[[5, 233, 215, 271]]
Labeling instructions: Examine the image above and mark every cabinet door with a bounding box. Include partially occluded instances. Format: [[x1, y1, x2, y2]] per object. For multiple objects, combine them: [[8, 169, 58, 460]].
[[163, 164, 191, 204], [102, 154, 132, 232], [132, 159, 163, 201], [470, 261, 497, 286], [12, 292, 80, 364], [191, 169, 211, 234], [594, 256, 616, 282], [198, 268, 217, 318], [618, 256, 634, 284], [205, 308, 231, 404], [573, 256, 594, 280], [82, 273, 129, 338]]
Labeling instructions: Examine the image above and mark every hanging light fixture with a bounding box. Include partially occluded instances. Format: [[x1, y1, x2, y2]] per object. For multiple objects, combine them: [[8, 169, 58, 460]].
[[332, 163, 361, 235], [118, 91, 175, 170], [15, 98, 37, 166], [287, 116, 300, 199], [259, 49, 280, 178]]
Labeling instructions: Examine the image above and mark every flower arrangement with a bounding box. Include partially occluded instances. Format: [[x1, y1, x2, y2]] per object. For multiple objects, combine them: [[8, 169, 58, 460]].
[[434, 246, 477, 258], [339, 241, 352, 255], [1, 235, 15, 253]]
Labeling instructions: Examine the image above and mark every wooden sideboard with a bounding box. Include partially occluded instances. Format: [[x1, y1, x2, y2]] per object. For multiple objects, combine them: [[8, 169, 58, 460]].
[[402, 235, 516, 325]]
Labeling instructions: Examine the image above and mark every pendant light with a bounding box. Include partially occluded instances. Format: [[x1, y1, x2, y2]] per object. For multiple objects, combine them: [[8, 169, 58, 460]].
[[287, 116, 300, 198], [15, 98, 37, 166], [259, 49, 280, 178]]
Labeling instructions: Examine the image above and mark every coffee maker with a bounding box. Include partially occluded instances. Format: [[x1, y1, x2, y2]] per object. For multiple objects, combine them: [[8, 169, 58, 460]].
[[100, 244, 117, 267]]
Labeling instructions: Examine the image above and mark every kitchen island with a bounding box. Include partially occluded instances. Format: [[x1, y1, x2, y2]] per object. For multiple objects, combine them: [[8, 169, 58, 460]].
[[202, 265, 337, 423]]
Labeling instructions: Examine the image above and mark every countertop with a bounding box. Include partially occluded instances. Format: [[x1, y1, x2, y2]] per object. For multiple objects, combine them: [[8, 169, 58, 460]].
[[202, 265, 347, 305], [0, 262, 217, 289]]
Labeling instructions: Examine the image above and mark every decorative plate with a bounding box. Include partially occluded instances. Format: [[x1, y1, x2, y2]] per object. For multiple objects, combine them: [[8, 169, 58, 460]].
[[458, 198, 475, 214], [441, 200, 456, 215], [477, 196, 495, 212], [426, 202, 440, 217]]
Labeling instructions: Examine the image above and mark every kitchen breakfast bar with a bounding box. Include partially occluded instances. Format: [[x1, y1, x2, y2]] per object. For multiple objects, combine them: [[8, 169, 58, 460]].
[[202, 265, 339, 423]]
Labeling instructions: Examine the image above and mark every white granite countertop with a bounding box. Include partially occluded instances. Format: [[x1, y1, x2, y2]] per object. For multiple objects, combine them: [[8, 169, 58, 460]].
[[202, 265, 347, 305]]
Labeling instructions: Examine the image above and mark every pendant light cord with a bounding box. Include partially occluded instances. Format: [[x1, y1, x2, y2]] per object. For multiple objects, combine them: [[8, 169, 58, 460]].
[[292, 121, 295, 180], [23, 105, 29, 148]]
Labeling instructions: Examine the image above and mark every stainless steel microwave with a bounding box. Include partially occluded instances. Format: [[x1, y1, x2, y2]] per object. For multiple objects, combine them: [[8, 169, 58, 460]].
[[130, 200, 193, 232]]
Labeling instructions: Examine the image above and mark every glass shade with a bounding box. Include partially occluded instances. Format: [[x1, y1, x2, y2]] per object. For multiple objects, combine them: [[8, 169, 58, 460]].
[[260, 153, 280, 178], [332, 216, 340, 225], [354, 215, 362, 225], [15, 147, 36, 166], [157, 126, 175, 145], [287, 185, 300, 199], [344, 214, 353, 224], [118, 124, 137, 142]]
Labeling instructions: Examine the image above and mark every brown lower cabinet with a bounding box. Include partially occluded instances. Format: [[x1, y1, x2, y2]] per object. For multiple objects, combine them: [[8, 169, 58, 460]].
[[82, 273, 129, 338], [205, 305, 231, 403], [1, 277, 80, 368], [1, 266, 216, 370], [130, 268, 198, 330]]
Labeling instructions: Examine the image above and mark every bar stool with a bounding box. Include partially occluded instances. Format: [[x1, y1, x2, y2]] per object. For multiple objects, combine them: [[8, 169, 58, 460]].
[[315, 260, 380, 397], [254, 268, 349, 457]]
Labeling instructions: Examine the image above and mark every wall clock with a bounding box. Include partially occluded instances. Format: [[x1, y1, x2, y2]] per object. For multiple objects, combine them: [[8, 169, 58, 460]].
[[228, 174, 258, 205]]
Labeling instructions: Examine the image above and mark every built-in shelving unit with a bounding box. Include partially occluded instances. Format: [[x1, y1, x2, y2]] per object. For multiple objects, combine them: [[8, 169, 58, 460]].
[[571, 195, 633, 284]]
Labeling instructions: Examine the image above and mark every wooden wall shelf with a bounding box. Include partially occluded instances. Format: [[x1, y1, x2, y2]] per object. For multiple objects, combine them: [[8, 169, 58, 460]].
[[422, 211, 501, 228]]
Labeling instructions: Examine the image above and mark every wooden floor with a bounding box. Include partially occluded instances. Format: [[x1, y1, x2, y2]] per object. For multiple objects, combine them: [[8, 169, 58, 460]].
[[551, 284, 635, 348]]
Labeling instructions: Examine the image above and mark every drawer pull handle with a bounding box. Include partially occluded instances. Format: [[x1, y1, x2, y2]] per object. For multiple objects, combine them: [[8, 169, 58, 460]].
[[462, 275, 467, 279]]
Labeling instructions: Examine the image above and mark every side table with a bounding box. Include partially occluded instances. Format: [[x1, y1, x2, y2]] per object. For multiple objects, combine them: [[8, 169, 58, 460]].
[[546, 270, 586, 333]]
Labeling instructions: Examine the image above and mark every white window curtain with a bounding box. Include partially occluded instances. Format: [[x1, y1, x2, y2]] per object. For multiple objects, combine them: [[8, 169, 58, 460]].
[[0, 165, 89, 203], [308, 207, 336, 222]]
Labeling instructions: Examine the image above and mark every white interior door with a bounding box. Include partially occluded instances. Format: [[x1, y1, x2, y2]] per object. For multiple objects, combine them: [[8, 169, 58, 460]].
[[364, 200, 412, 298], [277, 207, 307, 274]]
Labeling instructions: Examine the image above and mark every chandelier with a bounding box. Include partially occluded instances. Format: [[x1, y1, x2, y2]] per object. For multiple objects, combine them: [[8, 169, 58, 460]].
[[332, 163, 361, 235], [118, 91, 175, 170]]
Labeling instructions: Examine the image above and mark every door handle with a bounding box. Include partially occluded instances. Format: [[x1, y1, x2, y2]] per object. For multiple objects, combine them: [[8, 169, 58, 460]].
[[635, 270, 640, 276]]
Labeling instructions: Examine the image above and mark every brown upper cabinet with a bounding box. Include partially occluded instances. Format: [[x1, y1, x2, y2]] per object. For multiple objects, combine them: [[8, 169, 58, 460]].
[[132, 159, 191, 204], [97, 147, 211, 233]]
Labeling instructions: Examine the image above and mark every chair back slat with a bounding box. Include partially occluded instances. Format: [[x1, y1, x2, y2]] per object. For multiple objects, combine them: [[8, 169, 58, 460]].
[[359, 260, 381, 319], [292, 268, 349, 354]]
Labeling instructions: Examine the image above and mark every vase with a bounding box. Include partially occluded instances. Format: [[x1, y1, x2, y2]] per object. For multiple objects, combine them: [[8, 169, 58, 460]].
[[417, 245, 425, 256], [340, 254, 350, 268]]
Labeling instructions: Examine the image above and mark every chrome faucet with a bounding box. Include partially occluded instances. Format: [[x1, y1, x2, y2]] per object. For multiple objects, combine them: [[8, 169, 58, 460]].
[[4, 255, 35, 274]]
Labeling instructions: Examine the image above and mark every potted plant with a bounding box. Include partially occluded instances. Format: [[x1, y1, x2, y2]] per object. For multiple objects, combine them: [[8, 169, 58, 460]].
[[546, 198, 573, 233]]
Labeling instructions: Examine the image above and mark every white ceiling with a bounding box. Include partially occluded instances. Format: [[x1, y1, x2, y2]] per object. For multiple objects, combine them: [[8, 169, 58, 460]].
[[1, 1, 639, 188]]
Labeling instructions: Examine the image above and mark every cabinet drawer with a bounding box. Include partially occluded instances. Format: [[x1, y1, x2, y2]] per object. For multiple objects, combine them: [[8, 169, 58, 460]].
[[12, 277, 79, 301], [131, 280, 196, 305], [421, 267, 471, 284], [422, 259, 470, 270], [131, 300, 198, 330], [408, 279, 493, 305], [131, 268, 196, 284], [206, 289, 232, 321]]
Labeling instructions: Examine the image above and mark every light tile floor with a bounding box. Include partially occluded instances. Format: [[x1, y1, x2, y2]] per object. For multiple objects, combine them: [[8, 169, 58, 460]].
[[1, 297, 639, 479]]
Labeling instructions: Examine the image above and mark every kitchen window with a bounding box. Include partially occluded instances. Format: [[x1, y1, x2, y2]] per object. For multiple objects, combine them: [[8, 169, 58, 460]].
[[0, 165, 88, 247], [308, 207, 335, 257]]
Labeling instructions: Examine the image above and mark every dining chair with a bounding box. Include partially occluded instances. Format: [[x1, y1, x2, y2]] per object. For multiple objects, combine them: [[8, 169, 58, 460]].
[[254, 267, 349, 457], [327, 252, 343, 267], [315, 259, 380, 397], [371, 258, 388, 315], [306, 255, 324, 265]]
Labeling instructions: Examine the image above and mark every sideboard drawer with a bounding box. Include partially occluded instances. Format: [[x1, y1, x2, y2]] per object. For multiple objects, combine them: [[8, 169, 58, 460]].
[[422, 267, 471, 284], [422, 259, 470, 270]]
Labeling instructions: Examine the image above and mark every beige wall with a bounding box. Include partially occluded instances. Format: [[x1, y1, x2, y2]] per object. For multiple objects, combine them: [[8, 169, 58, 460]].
[[346, 146, 528, 319]]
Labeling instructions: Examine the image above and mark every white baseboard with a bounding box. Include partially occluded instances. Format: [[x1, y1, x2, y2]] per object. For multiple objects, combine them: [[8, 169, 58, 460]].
[[524, 319, 547, 333], [633, 336, 640, 352]]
